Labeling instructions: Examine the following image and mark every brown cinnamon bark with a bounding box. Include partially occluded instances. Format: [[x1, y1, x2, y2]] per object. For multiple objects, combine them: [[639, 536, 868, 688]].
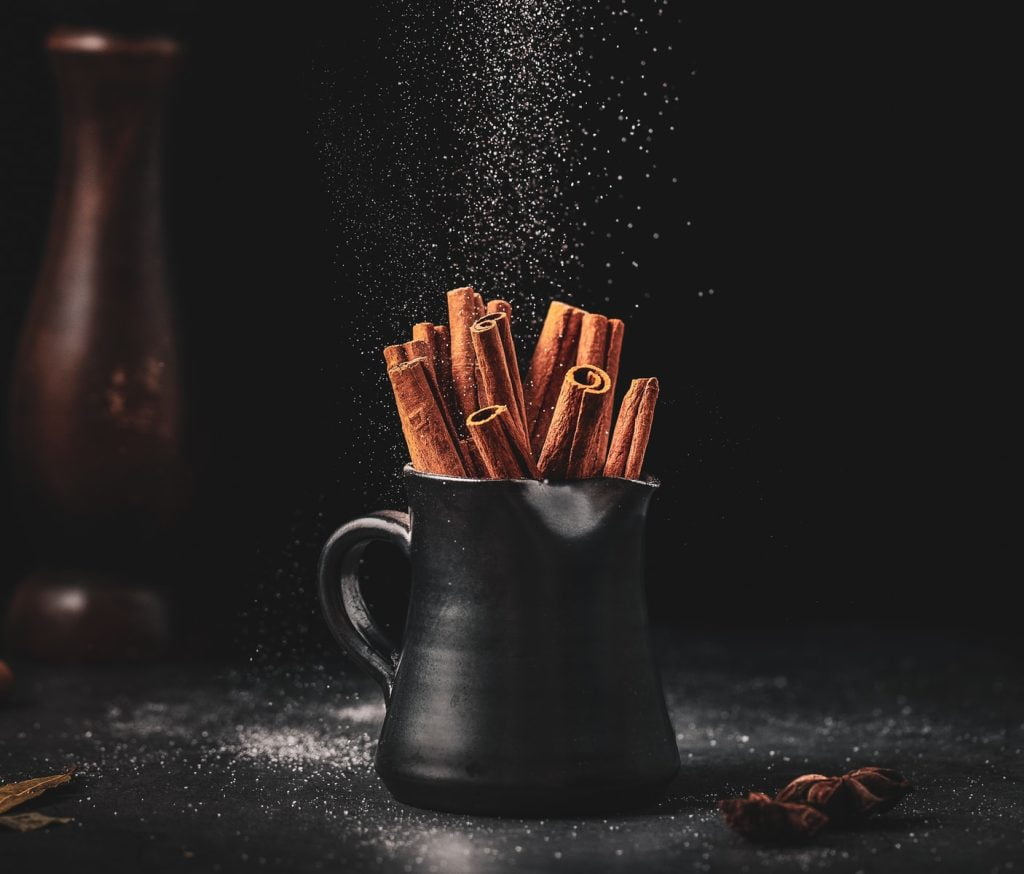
[[576, 314, 625, 465], [577, 314, 625, 383], [486, 299, 512, 318], [411, 322, 435, 358], [603, 377, 659, 480], [471, 312, 528, 437], [467, 405, 540, 480], [447, 286, 480, 422], [413, 322, 458, 427], [409, 323, 452, 380], [431, 324, 451, 371], [473, 291, 485, 317], [387, 357, 467, 477], [576, 312, 608, 368], [383, 338, 431, 372], [537, 365, 611, 480], [605, 319, 625, 385], [459, 437, 486, 478], [526, 301, 585, 454]]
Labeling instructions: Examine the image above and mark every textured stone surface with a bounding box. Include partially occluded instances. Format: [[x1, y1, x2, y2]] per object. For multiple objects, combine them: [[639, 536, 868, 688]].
[[1, 628, 1020, 872]]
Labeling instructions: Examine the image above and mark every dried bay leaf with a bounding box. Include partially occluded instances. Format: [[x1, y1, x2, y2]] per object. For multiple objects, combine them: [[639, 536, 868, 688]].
[[0, 767, 77, 814], [0, 812, 74, 832]]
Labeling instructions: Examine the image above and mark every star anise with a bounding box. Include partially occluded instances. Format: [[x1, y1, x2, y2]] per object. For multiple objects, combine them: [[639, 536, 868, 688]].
[[776, 766, 912, 823], [842, 767, 913, 815], [718, 792, 829, 844]]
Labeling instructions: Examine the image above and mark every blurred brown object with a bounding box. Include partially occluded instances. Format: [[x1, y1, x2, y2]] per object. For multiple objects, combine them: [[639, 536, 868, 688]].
[[6, 28, 188, 662], [5, 572, 170, 663], [0, 660, 13, 703]]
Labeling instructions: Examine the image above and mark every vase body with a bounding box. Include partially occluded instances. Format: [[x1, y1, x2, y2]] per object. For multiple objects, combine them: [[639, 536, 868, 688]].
[[6, 29, 187, 659]]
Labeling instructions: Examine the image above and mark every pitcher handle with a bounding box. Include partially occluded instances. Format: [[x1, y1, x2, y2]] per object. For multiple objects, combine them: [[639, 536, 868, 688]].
[[317, 510, 411, 706]]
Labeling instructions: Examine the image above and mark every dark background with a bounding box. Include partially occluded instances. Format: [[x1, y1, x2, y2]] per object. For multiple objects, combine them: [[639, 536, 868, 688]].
[[0, 2, 993, 659]]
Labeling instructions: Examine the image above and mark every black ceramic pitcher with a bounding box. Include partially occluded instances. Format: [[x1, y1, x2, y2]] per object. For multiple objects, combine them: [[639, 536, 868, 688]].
[[318, 465, 679, 815]]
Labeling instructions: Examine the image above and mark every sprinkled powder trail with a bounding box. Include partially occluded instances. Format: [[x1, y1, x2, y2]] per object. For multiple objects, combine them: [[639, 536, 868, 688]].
[[234, 727, 376, 770], [314, 1, 683, 471], [247, 1, 685, 663], [315, 0, 588, 473], [99, 676, 386, 778], [446, 0, 584, 305]]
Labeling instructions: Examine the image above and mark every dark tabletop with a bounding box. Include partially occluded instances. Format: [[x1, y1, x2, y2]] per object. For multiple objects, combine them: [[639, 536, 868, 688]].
[[1, 627, 1021, 873]]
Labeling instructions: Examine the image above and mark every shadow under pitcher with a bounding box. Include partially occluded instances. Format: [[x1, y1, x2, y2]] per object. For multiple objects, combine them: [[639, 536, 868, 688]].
[[318, 465, 679, 815]]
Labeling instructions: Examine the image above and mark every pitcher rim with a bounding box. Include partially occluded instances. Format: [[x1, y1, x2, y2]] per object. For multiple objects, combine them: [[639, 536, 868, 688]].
[[402, 463, 660, 490]]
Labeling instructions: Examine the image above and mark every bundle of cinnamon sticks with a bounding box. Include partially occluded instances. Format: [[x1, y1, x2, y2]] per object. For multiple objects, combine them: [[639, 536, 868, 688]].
[[384, 288, 659, 481]]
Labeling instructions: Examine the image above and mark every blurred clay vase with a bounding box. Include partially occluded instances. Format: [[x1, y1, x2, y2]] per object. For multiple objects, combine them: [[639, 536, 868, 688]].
[[6, 29, 188, 661], [7, 571, 170, 663]]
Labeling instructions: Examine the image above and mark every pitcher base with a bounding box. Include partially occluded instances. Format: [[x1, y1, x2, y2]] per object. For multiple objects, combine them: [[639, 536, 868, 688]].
[[380, 769, 679, 817]]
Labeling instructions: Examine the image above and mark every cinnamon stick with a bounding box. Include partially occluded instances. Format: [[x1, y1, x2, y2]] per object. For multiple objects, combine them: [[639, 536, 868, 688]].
[[447, 286, 480, 421], [576, 313, 608, 369], [460, 437, 486, 478], [467, 405, 540, 480], [604, 319, 625, 389], [526, 301, 585, 454], [603, 377, 659, 480], [409, 323, 453, 378], [431, 324, 451, 373], [383, 338, 431, 372], [413, 322, 458, 426], [411, 322, 435, 358], [577, 314, 625, 382], [576, 314, 625, 464], [387, 357, 467, 477], [537, 364, 611, 480], [470, 311, 528, 437], [486, 299, 512, 318], [383, 293, 656, 482]]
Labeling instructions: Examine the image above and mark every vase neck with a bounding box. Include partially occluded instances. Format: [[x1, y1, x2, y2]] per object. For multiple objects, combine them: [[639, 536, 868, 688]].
[[46, 29, 180, 283]]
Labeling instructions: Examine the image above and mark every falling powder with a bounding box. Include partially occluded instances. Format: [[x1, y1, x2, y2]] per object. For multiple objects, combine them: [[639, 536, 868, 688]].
[[317, 0, 585, 312], [252, 0, 686, 664], [445, 0, 584, 303]]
